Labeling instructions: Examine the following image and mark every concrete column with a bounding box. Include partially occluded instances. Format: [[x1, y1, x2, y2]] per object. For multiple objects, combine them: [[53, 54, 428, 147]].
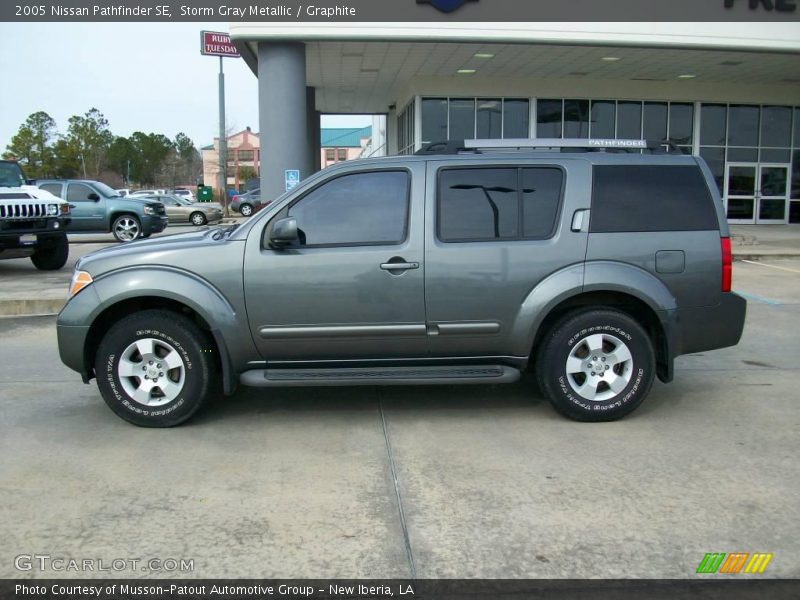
[[306, 87, 322, 173], [257, 42, 311, 201]]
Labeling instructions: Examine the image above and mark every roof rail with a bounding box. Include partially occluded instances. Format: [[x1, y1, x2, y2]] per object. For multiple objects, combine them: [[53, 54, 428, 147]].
[[415, 138, 682, 155]]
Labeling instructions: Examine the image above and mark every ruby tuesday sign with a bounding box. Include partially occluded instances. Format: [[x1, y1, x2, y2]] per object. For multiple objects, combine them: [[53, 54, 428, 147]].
[[200, 31, 240, 58]]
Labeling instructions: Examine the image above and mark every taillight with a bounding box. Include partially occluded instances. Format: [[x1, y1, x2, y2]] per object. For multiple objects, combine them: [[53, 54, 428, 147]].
[[721, 237, 732, 292], [232, 195, 239, 202]]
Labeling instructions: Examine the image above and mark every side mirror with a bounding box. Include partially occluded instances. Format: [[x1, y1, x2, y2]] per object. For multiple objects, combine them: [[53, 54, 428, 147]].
[[87, 192, 100, 201], [269, 217, 299, 248]]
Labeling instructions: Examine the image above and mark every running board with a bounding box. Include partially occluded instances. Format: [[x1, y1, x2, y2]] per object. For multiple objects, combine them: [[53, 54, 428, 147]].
[[240, 365, 520, 387]]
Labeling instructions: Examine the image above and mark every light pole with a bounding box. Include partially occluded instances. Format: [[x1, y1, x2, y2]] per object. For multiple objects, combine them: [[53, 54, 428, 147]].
[[218, 55, 228, 215]]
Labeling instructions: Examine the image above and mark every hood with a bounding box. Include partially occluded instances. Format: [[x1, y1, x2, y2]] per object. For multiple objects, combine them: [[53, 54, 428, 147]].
[[77, 228, 219, 274]]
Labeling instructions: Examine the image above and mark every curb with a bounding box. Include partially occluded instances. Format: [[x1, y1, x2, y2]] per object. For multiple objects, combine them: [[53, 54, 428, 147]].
[[0, 299, 64, 318]]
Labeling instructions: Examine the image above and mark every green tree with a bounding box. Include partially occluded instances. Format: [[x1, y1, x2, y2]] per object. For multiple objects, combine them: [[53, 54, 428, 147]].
[[65, 108, 114, 179], [106, 136, 135, 183], [129, 132, 174, 185], [51, 138, 81, 178], [2, 111, 57, 178]]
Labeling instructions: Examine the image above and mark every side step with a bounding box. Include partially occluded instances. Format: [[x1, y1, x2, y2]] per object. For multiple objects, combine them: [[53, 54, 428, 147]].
[[240, 365, 521, 387]]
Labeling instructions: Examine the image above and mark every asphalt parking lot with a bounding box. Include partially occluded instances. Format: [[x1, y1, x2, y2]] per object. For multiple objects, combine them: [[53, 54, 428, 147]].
[[0, 256, 798, 579]]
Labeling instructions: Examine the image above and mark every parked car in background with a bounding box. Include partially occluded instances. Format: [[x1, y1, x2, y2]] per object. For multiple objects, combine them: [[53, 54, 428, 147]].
[[130, 189, 166, 197], [145, 194, 223, 226], [231, 188, 270, 217], [173, 188, 196, 203], [37, 180, 168, 242], [0, 160, 71, 270], [116, 188, 131, 197]]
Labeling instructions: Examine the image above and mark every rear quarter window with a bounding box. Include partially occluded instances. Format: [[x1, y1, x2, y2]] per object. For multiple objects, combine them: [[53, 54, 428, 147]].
[[590, 165, 719, 233]]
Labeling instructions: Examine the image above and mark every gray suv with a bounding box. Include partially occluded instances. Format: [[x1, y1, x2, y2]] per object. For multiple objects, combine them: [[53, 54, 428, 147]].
[[56, 139, 746, 427], [37, 180, 168, 242]]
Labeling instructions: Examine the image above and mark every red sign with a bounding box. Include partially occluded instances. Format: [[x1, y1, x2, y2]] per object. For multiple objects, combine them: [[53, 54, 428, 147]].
[[201, 31, 240, 58]]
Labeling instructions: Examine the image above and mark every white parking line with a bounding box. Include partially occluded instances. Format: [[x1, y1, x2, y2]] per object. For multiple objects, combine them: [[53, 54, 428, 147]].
[[741, 260, 800, 274]]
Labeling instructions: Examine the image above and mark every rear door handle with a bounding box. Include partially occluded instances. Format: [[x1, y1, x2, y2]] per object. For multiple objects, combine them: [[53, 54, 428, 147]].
[[380, 261, 419, 271]]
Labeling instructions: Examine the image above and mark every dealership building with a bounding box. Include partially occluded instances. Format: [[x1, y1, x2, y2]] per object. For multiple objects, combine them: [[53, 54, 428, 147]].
[[230, 21, 800, 224]]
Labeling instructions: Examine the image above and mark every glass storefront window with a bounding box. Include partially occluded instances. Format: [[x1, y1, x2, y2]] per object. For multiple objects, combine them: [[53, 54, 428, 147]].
[[563, 99, 590, 138], [643, 102, 668, 142], [590, 101, 616, 139], [503, 99, 530, 138], [537, 99, 563, 138], [421, 98, 447, 145], [449, 98, 476, 140], [669, 103, 694, 146], [617, 102, 642, 139], [700, 147, 726, 195], [761, 106, 792, 148], [476, 99, 502, 139], [700, 104, 727, 146], [793, 150, 800, 200], [728, 105, 760, 147], [728, 147, 759, 162]]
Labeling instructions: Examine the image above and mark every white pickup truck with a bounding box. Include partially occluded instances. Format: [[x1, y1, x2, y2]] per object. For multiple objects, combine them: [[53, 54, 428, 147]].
[[0, 160, 71, 270]]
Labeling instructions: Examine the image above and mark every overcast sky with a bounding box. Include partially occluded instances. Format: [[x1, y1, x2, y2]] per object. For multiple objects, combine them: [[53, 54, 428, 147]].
[[0, 23, 371, 151]]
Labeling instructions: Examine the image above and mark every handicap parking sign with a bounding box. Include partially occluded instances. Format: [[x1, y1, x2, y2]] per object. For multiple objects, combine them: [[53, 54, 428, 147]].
[[285, 169, 300, 192]]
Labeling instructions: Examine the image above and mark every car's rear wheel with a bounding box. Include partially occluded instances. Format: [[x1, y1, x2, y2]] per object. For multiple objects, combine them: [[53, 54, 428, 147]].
[[112, 214, 141, 242], [95, 310, 217, 427], [239, 203, 253, 217], [190, 212, 207, 226], [30, 234, 68, 270], [536, 309, 655, 422]]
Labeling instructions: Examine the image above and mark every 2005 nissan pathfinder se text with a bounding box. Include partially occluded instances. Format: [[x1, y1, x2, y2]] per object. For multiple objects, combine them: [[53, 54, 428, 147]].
[[56, 139, 747, 427]]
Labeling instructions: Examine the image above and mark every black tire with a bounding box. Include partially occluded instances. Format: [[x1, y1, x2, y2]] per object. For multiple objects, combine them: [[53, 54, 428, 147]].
[[31, 234, 69, 270], [239, 203, 253, 217], [95, 310, 218, 427], [190, 211, 207, 226], [536, 309, 655, 422], [111, 214, 141, 242]]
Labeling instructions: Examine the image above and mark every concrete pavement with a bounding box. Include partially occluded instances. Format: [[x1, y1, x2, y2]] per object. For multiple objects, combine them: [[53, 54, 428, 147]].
[[0, 258, 798, 578]]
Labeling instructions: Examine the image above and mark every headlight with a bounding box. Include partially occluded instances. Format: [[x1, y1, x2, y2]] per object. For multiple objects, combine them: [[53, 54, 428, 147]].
[[47, 204, 59, 216], [143, 206, 155, 215], [69, 270, 93, 298]]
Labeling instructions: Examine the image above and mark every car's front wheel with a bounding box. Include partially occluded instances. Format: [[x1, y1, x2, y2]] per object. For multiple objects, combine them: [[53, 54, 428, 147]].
[[112, 214, 141, 242], [239, 203, 253, 217], [190, 212, 207, 226], [95, 310, 218, 427], [536, 309, 655, 422]]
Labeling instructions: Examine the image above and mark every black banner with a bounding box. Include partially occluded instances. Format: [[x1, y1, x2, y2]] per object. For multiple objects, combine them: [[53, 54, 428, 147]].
[[3, 580, 800, 600], [3, 0, 800, 22]]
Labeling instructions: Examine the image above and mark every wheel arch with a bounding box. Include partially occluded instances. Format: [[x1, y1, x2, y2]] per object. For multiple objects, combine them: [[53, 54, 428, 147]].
[[80, 268, 244, 395]]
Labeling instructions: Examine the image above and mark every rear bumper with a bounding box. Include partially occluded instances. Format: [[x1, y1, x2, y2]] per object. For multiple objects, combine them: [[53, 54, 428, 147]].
[[676, 292, 747, 356]]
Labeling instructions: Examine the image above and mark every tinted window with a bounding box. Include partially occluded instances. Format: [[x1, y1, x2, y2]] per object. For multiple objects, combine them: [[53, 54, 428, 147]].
[[522, 168, 563, 238], [700, 104, 727, 145], [669, 103, 694, 146], [449, 98, 476, 140], [39, 183, 63, 197], [700, 147, 726, 195], [591, 165, 718, 233], [421, 98, 448, 144], [477, 99, 502, 139], [590, 101, 616, 139], [537, 99, 563, 138], [66, 183, 96, 202], [288, 171, 408, 246], [0, 162, 25, 187], [728, 105, 759, 147], [760, 106, 792, 148], [503, 99, 530, 138], [564, 99, 590, 138], [438, 167, 563, 242], [643, 102, 668, 142], [617, 102, 642, 140], [439, 168, 518, 241]]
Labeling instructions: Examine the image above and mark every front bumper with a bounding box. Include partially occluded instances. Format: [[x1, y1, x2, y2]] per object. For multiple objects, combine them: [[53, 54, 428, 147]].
[[142, 214, 168, 235]]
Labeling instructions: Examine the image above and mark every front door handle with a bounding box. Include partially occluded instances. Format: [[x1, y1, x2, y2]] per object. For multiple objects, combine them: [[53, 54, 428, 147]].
[[380, 262, 419, 271], [380, 258, 419, 272]]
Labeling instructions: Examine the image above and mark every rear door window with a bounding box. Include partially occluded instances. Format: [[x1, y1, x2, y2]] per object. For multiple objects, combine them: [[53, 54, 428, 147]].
[[590, 165, 718, 233]]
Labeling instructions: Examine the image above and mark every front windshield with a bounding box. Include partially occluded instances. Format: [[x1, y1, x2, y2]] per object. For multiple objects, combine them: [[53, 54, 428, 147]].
[[94, 181, 121, 197], [0, 162, 26, 187]]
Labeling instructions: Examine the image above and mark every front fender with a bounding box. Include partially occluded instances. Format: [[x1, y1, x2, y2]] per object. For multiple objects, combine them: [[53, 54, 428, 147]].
[[59, 265, 252, 395]]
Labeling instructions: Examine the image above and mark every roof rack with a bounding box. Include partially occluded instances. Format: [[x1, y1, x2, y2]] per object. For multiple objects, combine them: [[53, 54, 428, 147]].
[[415, 138, 681, 155]]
